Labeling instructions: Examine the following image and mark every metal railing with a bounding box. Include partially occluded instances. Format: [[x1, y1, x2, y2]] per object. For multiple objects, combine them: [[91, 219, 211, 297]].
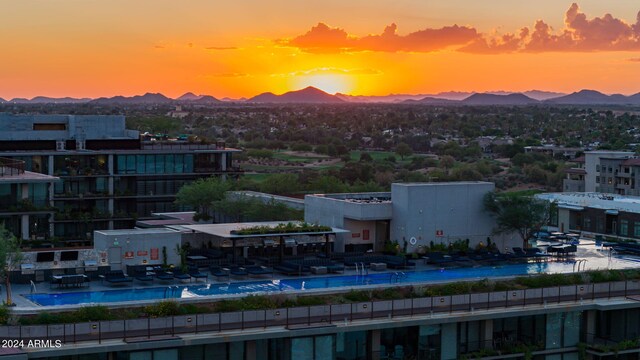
[[2, 280, 640, 344], [0, 157, 25, 176], [141, 142, 225, 151]]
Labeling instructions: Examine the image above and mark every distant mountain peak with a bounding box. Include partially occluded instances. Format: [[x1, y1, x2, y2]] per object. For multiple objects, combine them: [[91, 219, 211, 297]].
[[248, 87, 344, 103], [177, 92, 200, 101], [461, 93, 538, 105]]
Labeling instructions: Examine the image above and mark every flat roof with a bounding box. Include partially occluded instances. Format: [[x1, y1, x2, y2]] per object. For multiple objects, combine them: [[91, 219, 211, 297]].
[[394, 181, 493, 186], [183, 221, 349, 239], [95, 228, 180, 236], [537, 192, 640, 213]]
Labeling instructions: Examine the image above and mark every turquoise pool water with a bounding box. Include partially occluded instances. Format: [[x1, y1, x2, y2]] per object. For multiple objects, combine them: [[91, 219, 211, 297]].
[[24, 259, 630, 306]]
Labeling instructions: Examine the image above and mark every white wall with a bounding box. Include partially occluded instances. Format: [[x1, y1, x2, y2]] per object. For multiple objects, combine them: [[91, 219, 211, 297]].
[[93, 229, 182, 269], [391, 182, 504, 252]]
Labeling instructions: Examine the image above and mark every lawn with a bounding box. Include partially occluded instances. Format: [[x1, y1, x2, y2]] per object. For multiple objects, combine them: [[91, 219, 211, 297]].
[[349, 150, 419, 165]]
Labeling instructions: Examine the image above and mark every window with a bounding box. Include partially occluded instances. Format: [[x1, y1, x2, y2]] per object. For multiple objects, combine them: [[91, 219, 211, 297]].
[[620, 220, 629, 236], [634, 222, 640, 237], [596, 165, 600, 172], [596, 177, 600, 183], [583, 217, 591, 230], [33, 123, 66, 130]]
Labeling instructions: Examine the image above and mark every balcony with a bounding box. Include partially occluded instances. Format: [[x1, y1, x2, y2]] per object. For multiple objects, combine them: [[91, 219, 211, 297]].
[[0, 157, 25, 177], [141, 141, 227, 151]]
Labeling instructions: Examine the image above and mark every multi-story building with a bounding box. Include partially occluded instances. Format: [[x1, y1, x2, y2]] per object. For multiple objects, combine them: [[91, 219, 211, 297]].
[[0, 114, 240, 245], [0, 157, 58, 242], [563, 151, 634, 194]]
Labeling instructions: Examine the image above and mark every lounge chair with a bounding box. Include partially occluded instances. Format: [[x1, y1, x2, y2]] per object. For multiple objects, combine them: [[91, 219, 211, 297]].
[[209, 266, 230, 279], [246, 265, 273, 276], [104, 270, 133, 285], [155, 270, 174, 281], [274, 264, 306, 276], [172, 269, 192, 281], [135, 270, 154, 283], [188, 266, 208, 282], [229, 266, 248, 277]]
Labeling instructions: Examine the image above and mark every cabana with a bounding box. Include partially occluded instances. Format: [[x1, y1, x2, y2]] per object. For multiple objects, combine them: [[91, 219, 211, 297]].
[[182, 221, 349, 264]]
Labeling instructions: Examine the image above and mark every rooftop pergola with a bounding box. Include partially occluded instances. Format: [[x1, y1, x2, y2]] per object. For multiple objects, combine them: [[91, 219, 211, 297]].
[[182, 221, 349, 262]]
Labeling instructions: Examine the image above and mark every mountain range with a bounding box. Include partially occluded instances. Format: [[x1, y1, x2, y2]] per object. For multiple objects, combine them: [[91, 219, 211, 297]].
[[2, 88, 640, 105]]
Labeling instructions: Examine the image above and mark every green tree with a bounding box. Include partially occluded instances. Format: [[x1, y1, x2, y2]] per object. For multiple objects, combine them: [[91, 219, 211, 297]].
[[484, 192, 555, 248], [0, 225, 22, 306], [175, 177, 232, 220], [258, 173, 300, 195], [395, 142, 413, 160]]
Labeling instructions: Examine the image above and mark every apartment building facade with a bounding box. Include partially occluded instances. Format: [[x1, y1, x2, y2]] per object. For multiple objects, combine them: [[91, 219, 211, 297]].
[[0, 114, 240, 245]]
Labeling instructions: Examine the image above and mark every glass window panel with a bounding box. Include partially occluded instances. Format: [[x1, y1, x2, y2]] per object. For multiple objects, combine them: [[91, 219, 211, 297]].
[[155, 155, 165, 174], [146, 155, 155, 174], [174, 154, 184, 173], [291, 338, 314, 360], [127, 155, 136, 173], [185, 154, 194, 173], [137, 155, 146, 174], [129, 352, 152, 360], [165, 155, 174, 174], [315, 335, 334, 360], [153, 349, 178, 360], [116, 156, 126, 174]]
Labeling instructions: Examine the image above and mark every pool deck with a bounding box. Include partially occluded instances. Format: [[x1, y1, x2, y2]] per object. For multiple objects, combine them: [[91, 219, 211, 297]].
[[9, 240, 636, 312]]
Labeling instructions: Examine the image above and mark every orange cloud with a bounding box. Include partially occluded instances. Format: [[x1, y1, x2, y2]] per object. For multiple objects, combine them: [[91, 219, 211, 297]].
[[284, 22, 479, 53], [286, 4, 640, 55], [205, 46, 238, 50], [465, 3, 640, 53]]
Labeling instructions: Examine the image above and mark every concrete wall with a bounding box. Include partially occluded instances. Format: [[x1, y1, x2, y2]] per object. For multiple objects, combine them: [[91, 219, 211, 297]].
[[390, 182, 501, 252], [93, 229, 181, 269], [0, 114, 132, 140]]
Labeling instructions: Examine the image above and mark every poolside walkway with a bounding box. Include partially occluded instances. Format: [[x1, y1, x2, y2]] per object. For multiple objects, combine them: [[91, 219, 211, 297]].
[[9, 240, 631, 312]]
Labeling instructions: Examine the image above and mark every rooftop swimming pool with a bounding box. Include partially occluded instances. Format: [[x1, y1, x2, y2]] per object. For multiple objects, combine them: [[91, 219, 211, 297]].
[[24, 257, 636, 307]]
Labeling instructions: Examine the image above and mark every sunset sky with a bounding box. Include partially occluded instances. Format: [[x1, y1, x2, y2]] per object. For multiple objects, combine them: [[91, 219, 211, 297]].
[[2, 1, 640, 99]]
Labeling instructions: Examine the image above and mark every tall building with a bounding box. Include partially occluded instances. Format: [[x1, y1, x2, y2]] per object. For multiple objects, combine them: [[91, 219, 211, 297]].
[[0, 114, 240, 246], [563, 150, 634, 194]]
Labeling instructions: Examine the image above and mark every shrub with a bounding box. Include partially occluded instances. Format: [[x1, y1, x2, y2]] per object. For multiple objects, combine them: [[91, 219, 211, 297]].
[[75, 306, 112, 322], [342, 290, 371, 302], [0, 306, 9, 325], [294, 296, 327, 307], [144, 300, 181, 317]]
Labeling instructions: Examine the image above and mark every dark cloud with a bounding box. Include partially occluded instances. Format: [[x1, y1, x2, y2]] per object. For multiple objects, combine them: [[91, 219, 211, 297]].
[[285, 22, 479, 53]]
